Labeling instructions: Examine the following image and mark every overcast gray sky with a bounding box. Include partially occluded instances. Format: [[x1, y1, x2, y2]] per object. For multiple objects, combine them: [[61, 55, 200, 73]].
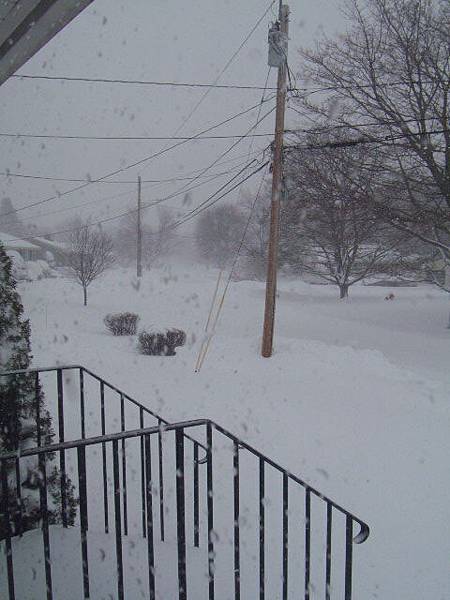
[[0, 0, 345, 234]]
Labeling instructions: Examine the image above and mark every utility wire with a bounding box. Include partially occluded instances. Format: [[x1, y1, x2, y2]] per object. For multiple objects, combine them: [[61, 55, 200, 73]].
[[12, 74, 438, 96], [196, 168, 268, 372], [286, 106, 441, 131], [4, 158, 268, 243], [169, 0, 277, 138], [1, 156, 262, 228], [166, 161, 269, 232], [11, 73, 278, 91], [160, 104, 275, 205], [0, 150, 263, 185], [1, 95, 275, 218], [0, 131, 274, 141], [284, 128, 450, 152]]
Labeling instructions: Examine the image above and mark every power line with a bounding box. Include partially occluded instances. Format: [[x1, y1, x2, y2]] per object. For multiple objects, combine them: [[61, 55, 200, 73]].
[[4, 157, 268, 242], [286, 108, 439, 132], [11, 74, 438, 96], [2, 157, 264, 227], [167, 161, 269, 232], [284, 128, 449, 152], [195, 168, 268, 372], [11, 73, 278, 91], [1, 95, 275, 218], [0, 151, 263, 185], [161, 104, 275, 202], [0, 131, 274, 141], [289, 79, 440, 99], [166, 0, 277, 138]]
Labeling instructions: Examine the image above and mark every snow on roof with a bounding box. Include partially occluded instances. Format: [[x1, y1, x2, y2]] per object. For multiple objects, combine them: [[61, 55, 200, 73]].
[[0, 232, 40, 250], [31, 237, 69, 252]]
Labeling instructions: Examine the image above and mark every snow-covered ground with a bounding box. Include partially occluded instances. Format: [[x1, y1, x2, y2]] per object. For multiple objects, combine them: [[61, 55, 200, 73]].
[[16, 265, 450, 600]]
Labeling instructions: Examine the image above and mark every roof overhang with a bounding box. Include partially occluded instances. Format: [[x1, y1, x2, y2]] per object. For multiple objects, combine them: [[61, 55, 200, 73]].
[[0, 0, 95, 86]]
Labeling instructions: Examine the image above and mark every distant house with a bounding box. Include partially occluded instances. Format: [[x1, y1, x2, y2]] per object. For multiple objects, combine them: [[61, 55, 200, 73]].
[[0, 232, 42, 261], [28, 237, 69, 266]]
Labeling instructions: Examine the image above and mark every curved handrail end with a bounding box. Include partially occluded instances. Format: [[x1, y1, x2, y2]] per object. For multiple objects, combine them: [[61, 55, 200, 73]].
[[353, 521, 370, 544]]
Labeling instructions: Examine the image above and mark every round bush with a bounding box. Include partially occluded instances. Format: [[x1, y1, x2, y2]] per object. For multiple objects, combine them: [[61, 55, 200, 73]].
[[138, 327, 186, 356], [104, 312, 140, 336]]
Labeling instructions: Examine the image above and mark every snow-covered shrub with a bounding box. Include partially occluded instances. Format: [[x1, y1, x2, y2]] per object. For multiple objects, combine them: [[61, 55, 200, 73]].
[[138, 327, 186, 356], [104, 312, 140, 336], [26, 260, 55, 281], [5, 250, 29, 281]]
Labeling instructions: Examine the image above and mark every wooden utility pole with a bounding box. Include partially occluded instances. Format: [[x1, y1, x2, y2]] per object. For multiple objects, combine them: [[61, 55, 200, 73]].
[[137, 175, 142, 278], [261, 4, 289, 357]]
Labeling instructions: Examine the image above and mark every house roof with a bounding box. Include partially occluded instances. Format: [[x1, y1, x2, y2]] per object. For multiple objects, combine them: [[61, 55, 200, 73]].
[[0, 0, 95, 87], [0, 231, 40, 250], [30, 236, 69, 252]]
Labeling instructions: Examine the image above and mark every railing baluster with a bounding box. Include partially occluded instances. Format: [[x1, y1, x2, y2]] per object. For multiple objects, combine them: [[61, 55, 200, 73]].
[[233, 442, 240, 600], [39, 452, 53, 600], [305, 489, 311, 600], [112, 439, 124, 600], [120, 394, 128, 536], [79, 369, 85, 439], [345, 516, 353, 600], [77, 446, 90, 599], [100, 381, 109, 533], [57, 369, 67, 527], [1, 459, 16, 600], [158, 419, 165, 542], [140, 408, 147, 538], [326, 503, 332, 600], [206, 422, 215, 600], [14, 458, 22, 538], [193, 442, 200, 548], [144, 434, 156, 599], [282, 473, 288, 600], [35, 372, 41, 445], [175, 429, 187, 600], [259, 458, 265, 600]]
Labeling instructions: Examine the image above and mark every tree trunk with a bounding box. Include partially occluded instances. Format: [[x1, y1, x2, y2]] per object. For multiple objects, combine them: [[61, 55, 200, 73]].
[[339, 284, 349, 299], [83, 286, 87, 306]]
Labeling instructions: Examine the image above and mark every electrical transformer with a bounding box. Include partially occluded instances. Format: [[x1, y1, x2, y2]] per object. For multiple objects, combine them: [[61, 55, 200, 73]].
[[268, 23, 288, 68]]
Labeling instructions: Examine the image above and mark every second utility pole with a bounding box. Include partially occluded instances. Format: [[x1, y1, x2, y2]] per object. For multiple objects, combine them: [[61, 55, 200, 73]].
[[137, 175, 142, 278], [261, 4, 289, 357]]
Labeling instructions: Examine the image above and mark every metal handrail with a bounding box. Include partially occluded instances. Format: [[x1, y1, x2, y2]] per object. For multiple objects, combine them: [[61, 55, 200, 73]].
[[0, 416, 369, 544], [0, 364, 208, 453]]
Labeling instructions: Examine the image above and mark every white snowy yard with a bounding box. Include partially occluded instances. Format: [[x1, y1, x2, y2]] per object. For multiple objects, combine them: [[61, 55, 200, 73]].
[[19, 265, 450, 600]]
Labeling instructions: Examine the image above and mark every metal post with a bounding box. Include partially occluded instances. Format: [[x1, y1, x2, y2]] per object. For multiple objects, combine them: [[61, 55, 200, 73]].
[[57, 369, 68, 527], [77, 446, 90, 599], [305, 489, 311, 600], [145, 434, 156, 599], [113, 440, 124, 600], [345, 516, 354, 600], [233, 442, 240, 600], [175, 429, 187, 600], [261, 4, 290, 357]]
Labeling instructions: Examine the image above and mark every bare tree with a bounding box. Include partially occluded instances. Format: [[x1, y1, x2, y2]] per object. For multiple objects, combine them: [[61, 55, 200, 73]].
[[67, 222, 115, 306], [196, 204, 246, 268], [114, 206, 175, 269], [240, 186, 271, 279], [145, 207, 176, 268], [284, 135, 404, 298], [296, 0, 450, 291]]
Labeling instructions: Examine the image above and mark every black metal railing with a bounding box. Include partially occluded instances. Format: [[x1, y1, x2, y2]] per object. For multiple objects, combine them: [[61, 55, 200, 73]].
[[0, 368, 370, 600], [0, 365, 207, 543]]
